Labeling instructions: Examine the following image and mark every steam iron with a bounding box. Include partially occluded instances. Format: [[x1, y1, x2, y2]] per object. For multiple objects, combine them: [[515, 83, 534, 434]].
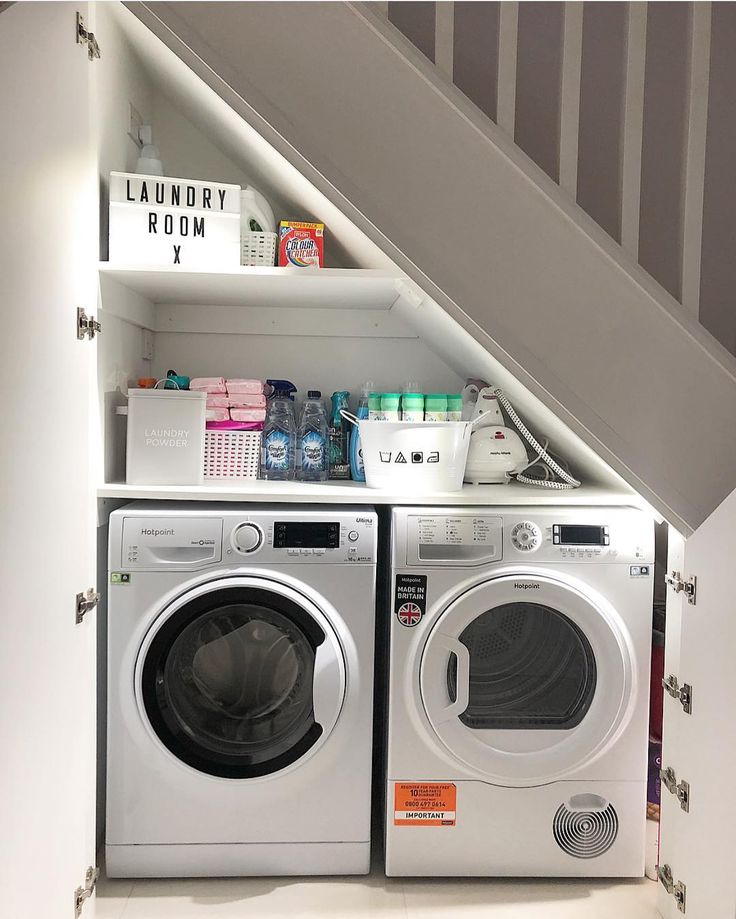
[[464, 387, 528, 484]]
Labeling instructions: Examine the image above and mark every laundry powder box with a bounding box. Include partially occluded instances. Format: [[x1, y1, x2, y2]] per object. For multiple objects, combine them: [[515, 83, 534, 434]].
[[109, 173, 240, 268], [126, 389, 206, 485]]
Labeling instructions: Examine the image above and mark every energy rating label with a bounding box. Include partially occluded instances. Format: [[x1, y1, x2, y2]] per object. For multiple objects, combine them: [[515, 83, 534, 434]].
[[394, 782, 456, 826]]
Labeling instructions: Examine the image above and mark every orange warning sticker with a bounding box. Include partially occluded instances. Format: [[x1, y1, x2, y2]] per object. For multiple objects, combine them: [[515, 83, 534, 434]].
[[394, 782, 456, 826]]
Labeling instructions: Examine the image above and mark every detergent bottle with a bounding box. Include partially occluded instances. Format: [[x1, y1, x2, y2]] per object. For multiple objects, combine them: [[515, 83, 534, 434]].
[[329, 391, 351, 480], [349, 381, 373, 482]]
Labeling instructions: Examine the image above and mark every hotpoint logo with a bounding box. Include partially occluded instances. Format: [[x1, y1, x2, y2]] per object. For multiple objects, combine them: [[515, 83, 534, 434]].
[[514, 582, 540, 590], [141, 528, 175, 537]]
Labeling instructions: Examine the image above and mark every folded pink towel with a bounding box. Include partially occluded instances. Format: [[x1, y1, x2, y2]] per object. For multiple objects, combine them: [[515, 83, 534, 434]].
[[226, 379, 264, 395], [206, 420, 264, 431], [190, 377, 226, 394], [228, 393, 266, 408], [230, 407, 267, 423], [205, 408, 230, 422], [206, 394, 230, 408]]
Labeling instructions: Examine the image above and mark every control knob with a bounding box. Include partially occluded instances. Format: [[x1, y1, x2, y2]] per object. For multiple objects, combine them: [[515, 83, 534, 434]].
[[511, 521, 542, 552], [233, 523, 263, 554]]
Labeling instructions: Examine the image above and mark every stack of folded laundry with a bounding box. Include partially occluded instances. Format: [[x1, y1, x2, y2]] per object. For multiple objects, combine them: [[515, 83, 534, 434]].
[[190, 378, 267, 430]]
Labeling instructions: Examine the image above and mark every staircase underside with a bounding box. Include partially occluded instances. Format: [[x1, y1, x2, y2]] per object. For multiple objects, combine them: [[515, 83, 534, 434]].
[[131, 0, 736, 535]]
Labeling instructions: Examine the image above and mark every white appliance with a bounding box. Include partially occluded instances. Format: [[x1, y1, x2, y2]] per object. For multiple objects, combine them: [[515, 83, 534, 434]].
[[385, 506, 654, 877], [106, 503, 377, 878]]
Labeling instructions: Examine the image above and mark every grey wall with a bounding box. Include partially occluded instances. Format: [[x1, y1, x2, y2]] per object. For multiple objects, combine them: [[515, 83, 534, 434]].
[[700, 3, 736, 355], [639, 2, 689, 301], [452, 1, 499, 121], [577, 2, 627, 243], [515, 2, 563, 183]]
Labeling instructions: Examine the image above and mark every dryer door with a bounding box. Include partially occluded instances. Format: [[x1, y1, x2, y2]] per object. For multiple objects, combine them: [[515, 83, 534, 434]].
[[136, 577, 345, 779], [420, 573, 634, 786]]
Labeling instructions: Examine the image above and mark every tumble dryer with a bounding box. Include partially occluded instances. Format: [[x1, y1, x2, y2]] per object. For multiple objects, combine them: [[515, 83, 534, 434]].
[[106, 503, 377, 877], [385, 506, 654, 877]]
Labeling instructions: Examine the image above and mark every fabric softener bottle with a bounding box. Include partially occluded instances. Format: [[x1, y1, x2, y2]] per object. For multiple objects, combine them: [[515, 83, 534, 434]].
[[329, 391, 351, 479], [299, 390, 328, 481], [349, 381, 372, 482], [262, 379, 297, 480]]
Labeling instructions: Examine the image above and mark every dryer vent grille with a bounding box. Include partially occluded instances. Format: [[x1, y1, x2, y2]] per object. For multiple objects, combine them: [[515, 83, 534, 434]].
[[553, 798, 618, 859]]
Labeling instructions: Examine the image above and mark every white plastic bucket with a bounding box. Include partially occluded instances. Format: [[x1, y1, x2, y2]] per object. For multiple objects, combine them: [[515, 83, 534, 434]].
[[342, 412, 473, 492]]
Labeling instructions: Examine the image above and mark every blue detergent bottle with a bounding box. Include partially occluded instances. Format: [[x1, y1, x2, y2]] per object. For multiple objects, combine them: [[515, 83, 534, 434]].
[[349, 380, 373, 482], [262, 379, 297, 480]]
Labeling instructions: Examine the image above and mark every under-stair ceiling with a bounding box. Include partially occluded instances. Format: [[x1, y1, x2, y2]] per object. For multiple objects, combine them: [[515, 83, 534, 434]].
[[127, 1, 736, 535]]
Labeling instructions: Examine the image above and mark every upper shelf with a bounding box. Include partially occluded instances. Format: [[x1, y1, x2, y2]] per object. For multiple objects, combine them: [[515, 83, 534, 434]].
[[99, 263, 406, 310]]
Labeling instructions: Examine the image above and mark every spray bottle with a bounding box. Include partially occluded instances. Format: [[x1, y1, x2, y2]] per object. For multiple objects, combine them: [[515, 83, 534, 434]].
[[261, 379, 297, 480]]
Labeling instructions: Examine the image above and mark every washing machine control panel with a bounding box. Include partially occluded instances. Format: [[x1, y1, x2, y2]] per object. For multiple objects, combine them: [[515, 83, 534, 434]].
[[224, 513, 377, 564], [118, 512, 377, 569]]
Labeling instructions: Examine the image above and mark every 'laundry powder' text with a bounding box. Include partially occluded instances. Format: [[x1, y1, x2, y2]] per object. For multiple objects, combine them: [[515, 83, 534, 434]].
[[144, 428, 189, 448]]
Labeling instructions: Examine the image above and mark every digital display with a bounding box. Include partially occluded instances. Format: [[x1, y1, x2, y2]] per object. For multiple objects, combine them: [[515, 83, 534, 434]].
[[273, 521, 340, 549], [554, 525, 608, 546]]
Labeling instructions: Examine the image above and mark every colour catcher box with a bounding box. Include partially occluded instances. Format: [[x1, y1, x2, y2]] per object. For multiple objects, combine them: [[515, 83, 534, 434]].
[[278, 220, 324, 267]]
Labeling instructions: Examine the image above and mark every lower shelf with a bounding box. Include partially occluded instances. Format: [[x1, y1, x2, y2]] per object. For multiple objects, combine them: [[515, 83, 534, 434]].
[[97, 480, 639, 507]]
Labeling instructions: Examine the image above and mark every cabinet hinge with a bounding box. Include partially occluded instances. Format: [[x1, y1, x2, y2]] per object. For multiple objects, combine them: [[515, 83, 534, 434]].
[[77, 307, 101, 341], [665, 570, 697, 605], [662, 674, 693, 714], [75, 588, 100, 624], [660, 765, 690, 812], [76, 12, 101, 60], [658, 863, 687, 913], [74, 866, 99, 917]]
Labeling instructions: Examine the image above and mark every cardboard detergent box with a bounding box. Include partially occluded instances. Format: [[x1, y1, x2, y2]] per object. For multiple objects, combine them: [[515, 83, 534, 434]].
[[109, 173, 240, 268], [278, 220, 324, 267]]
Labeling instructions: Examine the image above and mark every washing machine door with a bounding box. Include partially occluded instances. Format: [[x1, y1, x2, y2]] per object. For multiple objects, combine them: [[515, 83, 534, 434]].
[[420, 573, 634, 785], [136, 576, 345, 779]]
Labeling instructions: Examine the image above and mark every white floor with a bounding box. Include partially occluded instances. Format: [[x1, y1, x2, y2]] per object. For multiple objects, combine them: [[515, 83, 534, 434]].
[[97, 870, 659, 918]]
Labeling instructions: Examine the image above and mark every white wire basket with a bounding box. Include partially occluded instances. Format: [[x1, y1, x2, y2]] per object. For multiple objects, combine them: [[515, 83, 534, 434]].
[[204, 430, 261, 479], [240, 231, 277, 267]]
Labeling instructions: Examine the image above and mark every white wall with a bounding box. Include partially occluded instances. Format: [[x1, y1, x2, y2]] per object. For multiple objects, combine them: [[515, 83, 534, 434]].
[[153, 331, 464, 411]]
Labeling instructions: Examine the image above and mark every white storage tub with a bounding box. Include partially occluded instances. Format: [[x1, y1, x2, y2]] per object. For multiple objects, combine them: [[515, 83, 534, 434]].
[[126, 388, 206, 485], [343, 413, 473, 492]]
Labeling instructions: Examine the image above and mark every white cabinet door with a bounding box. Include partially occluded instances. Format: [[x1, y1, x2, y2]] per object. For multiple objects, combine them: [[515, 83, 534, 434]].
[[0, 4, 98, 917], [657, 490, 736, 917]]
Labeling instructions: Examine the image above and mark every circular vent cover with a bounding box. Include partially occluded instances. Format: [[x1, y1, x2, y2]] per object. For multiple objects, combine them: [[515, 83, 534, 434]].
[[553, 801, 618, 859]]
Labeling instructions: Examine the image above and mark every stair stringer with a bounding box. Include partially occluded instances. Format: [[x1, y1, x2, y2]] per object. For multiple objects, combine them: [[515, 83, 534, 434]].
[[131, 1, 736, 534]]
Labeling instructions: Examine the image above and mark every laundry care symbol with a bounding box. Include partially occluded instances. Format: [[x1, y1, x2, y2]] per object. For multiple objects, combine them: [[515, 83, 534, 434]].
[[397, 602, 423, 626], [378, 450, 441, 464]]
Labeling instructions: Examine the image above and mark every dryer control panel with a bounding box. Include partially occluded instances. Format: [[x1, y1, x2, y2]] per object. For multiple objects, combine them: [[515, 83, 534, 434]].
[[399, 507, 653, 567]]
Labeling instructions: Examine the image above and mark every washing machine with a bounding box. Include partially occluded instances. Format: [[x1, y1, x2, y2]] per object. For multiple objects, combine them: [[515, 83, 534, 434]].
[[106, 503, 377, 878], [385, 506, 654, 877]]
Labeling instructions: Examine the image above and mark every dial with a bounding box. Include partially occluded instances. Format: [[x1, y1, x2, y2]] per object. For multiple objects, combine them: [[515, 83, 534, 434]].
[[233, 522, 263, 554], [511, 521, 542, 552]]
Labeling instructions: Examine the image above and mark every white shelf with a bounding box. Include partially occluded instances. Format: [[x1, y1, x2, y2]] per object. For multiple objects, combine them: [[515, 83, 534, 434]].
[[99, 263, 405, 310], [98, 480, 640, 507]]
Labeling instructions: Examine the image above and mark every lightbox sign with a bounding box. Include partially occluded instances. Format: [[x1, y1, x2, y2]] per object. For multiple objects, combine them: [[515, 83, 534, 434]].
[[108, 172, 240, 268]]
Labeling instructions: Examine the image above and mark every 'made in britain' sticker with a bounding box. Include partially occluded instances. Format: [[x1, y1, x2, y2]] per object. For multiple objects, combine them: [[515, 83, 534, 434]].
[[395, 574, 427, 627]]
